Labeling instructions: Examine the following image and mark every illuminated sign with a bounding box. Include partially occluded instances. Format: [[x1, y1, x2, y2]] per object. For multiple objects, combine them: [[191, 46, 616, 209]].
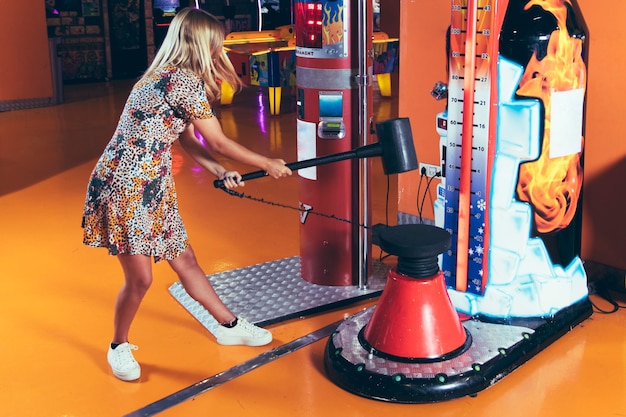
[[295, 2, 323, 49]]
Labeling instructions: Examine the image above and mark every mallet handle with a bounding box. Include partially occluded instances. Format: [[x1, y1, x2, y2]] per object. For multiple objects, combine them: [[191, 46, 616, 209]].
[[213, 148, 365, 188]]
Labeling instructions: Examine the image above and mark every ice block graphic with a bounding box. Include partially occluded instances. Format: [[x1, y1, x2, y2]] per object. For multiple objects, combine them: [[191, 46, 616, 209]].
[[447, 58, 588, 318]]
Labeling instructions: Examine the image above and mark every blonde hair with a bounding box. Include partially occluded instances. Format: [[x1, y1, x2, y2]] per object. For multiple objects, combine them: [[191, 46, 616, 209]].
[[141, 7, 242, 102]]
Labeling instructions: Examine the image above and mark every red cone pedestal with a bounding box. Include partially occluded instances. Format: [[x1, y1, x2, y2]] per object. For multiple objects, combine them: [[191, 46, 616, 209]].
[[363, 268, 468, 360], [362, 224, 469, 361]]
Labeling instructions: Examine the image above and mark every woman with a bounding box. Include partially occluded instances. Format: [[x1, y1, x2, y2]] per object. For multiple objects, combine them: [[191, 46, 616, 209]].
[[82, 7, 292, 382]]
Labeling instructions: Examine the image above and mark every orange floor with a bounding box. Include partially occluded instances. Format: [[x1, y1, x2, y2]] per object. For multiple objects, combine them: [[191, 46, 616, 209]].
[[1, 81, 625, 417]]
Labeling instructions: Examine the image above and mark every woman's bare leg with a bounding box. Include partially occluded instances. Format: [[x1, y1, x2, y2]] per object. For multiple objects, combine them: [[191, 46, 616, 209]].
[[113, 254, 154, 343], [168, 245, 236, 325]]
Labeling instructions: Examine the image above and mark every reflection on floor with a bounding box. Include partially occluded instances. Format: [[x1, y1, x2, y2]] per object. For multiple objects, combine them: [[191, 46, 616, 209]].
[[1, 80, 625, 417]]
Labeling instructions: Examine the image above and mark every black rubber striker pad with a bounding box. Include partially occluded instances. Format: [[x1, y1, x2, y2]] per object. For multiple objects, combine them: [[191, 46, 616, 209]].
[[378, 224, 451, 260]]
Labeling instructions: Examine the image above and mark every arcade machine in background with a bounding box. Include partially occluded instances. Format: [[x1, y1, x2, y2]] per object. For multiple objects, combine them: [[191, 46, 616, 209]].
[[372, 32, 399, 98], [152, 0, 180, 48], [220, 27, 399, 115], [221, 25, 297, 115]]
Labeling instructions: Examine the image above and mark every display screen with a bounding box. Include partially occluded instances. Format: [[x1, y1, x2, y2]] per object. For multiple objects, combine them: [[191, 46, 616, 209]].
[[319, 91, 343, 118], [295, 2, 323, 48], [154, 0, 179, 13]]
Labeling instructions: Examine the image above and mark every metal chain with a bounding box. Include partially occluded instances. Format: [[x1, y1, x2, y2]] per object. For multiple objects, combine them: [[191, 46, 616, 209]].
[[219, 187, 372, 229]]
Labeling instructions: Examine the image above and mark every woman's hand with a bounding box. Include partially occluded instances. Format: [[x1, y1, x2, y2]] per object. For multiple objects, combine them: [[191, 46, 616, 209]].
[[265, 158, 292, 179], [219, 170, 244, 189]]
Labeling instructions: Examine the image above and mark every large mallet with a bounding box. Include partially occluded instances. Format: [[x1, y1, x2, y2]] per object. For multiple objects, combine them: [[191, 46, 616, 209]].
[[213, 117, 418, 189]]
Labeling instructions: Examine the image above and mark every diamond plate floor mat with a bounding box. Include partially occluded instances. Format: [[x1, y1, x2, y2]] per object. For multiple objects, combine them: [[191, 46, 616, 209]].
[[169, 256, 389, 337]]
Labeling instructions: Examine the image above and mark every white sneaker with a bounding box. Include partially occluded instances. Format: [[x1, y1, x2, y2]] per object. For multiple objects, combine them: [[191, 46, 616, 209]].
[[107, 342, 141, 381], [216, 318, 272, 346]]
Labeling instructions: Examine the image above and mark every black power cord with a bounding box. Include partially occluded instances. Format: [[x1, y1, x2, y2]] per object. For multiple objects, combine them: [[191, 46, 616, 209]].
[[416, 166, 441, 223], [588, 281, 626, 314]]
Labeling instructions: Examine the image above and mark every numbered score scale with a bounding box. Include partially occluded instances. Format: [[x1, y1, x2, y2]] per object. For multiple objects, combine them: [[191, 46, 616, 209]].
[[442, 0, 497, 294]]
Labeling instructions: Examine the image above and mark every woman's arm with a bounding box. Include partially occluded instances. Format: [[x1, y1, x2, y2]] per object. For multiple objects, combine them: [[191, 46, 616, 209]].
[[178, 124, 242, 188], [190, 115, 292, 180], [178, 124, 225, 177]]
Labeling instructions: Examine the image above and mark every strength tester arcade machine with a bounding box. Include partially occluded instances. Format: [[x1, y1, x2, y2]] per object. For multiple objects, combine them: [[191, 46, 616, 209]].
[[324, 0, 593, 403]]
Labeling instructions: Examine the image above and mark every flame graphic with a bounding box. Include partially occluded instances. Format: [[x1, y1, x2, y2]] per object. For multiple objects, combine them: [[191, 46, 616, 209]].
[[515, 0, 586, 233], [323, 3, 344, 45]]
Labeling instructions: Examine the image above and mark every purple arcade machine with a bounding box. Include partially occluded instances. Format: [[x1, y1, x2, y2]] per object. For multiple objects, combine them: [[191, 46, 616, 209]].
[[324, 0, 593, 402]]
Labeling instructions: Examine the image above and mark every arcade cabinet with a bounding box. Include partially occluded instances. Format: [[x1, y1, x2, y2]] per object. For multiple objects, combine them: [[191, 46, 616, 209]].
[[325, 0, 593, 402]]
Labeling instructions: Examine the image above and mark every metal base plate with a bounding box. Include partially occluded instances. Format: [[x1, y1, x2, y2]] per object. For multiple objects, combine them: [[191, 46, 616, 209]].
[[324, 299, 593, 403], [169, 256, 388, 337], [124, 319, 343, 417]]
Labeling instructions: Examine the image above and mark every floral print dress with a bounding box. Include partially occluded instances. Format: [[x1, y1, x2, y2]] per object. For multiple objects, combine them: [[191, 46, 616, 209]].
[[82, 67, 215, 262]]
